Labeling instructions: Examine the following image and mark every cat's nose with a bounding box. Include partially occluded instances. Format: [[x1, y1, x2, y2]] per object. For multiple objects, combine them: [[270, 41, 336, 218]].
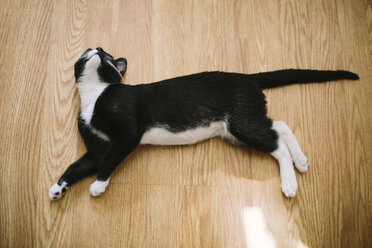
[[96, 47, 103, 52]]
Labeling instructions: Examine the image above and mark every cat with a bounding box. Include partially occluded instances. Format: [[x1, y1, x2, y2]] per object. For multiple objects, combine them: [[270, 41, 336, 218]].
[[49, 47, 359, 200]]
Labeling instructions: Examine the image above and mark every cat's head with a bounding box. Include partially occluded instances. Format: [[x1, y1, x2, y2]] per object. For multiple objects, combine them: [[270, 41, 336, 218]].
[[74, 47, 127, 84]]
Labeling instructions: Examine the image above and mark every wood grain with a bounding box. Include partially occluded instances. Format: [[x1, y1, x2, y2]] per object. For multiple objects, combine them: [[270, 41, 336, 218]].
[[0, 0, 371, 247]]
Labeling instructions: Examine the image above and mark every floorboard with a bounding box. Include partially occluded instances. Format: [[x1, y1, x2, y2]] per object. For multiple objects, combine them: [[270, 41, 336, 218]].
[[0, 0, 371, 247]]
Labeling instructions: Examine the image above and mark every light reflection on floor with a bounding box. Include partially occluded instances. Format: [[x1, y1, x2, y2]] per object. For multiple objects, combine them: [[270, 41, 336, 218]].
[[243, 207, 276, 248], [243, 207, 309, 248]]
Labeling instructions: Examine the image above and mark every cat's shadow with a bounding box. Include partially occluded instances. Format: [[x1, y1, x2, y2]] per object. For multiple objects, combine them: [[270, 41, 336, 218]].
[[65, 138, 281, 207], [122, 138, 278, 185]]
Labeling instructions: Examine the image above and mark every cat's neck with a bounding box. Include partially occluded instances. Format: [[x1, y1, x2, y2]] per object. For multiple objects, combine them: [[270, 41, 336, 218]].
[[76, 75, 108, 124]]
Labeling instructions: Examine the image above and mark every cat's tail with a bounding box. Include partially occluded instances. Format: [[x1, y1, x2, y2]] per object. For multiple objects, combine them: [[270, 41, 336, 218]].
[[247, 69, 359, 89]]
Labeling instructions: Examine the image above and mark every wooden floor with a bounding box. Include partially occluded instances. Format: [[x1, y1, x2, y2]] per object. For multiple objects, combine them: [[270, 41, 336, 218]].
[[1, 0, 371, 247]]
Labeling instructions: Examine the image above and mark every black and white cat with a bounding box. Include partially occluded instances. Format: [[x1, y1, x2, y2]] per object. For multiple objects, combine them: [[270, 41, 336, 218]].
[[49, 47, 358, 200]]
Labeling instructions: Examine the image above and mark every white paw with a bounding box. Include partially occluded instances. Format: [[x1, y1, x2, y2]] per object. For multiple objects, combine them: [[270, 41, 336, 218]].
[[89, 179, 109, 197], [49, 181, 68, 200], [293, 155, 309, 173], [281, 180, 298, 197]]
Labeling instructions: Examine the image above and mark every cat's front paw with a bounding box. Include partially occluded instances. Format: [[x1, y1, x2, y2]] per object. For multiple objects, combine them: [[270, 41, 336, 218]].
[[89, 179, 109, 197], [49, 181, 68, 200], [281, 180, 298, 197]]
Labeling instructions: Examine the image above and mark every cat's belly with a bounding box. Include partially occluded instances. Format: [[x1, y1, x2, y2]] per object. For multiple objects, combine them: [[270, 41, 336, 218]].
[[140, 121, 233, 145]]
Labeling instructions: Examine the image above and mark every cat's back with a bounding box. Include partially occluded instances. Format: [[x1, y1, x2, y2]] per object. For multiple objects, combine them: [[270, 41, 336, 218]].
[[150, 71, 252, 86], [136, 71, 259, 96]]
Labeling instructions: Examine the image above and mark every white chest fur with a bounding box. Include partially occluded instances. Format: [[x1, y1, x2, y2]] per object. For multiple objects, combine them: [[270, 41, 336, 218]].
[[77, 81, 108, 124], [76, 70, 108, 125], [140, 121, 235, 145], [77, 79, 110, 141]]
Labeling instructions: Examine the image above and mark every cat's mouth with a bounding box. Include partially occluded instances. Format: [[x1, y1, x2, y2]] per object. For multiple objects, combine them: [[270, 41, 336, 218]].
[[80, 48, 99, 62], [82, 47, 112, 61], [86, 50, 98, 60]]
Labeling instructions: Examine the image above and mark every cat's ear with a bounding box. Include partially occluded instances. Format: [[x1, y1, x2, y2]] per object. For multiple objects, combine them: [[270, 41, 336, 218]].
[[115, 58, 127, 76]]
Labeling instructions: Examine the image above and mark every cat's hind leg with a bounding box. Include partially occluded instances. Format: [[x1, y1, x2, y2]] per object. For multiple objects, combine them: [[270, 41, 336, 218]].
[[49, 152, 98, 200], [227, 118, 298, 197], [272, 121, 309, 172], [270, 139, 298, 197]]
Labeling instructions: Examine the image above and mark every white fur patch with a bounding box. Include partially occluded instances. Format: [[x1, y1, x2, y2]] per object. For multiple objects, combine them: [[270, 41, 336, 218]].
[[90, 179, 110, 197], [86, 49, 98, 58], [271, 139, 298, 197], [76, 50, 109, 125], [76, 49, 111, 142], [90, 126, 110, 142], [140, 121, 234, 145], [272, 121, 309, 172]]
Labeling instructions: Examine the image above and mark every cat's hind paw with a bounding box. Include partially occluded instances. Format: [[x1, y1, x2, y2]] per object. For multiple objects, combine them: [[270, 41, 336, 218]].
[[281, 180, 298, 197], [49, 181, 68, 200], [293, 156, 309, 173]]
